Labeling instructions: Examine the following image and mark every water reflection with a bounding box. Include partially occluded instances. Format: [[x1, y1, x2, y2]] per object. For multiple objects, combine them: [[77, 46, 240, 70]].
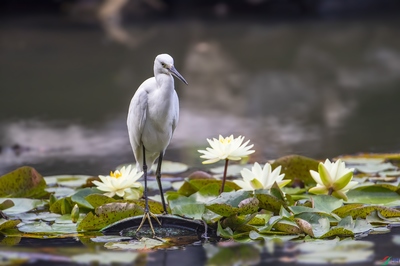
[[1, 17, 400, 176]]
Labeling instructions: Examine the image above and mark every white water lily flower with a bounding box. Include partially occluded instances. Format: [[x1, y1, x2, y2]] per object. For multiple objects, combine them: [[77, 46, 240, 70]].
[[235, 162, 290, 190], [198, 135, 255, 164], [92, 165, 143, 200], [309, 159, 357, 201]]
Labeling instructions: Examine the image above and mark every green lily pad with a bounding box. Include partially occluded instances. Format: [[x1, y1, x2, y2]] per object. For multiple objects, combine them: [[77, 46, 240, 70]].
[[271, 155, 319, 186], [152, 161, 189, 174], [71, 188, 100, 209], [206, 191, 255, 217], [85, 194, 117, 208], [355, 163, 397, 174], [0, 166, 47, 198], [0, 219, 20, 231], [18, 220, 78, 234], [44, 175, 92, 188], [346, 185, 400, 205], [45, 187, 75, 198], [77, 202, 144, 231], [1, 198, 47, 215], [0, 199, 14, 210], [210, 164, 252, 177], [50, 197, 73, 215], [221, 214, 257, 232], [190, 179, 240, 193], [319, 227, 354, 239], [312, 195, 344, 213], [273, 218, 302, 234], [168, 195, 205, 220], [334, 205, 400, 219], [255, 192, 286, 214]]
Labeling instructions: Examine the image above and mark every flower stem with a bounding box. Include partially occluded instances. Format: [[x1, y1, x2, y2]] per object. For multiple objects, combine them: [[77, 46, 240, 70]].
[[328, 187, 334, 196], [219, 159, 229, 195]]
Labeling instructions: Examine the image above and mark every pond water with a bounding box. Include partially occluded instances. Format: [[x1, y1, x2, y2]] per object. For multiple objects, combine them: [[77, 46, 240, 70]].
[[1, 10, 400, 266]]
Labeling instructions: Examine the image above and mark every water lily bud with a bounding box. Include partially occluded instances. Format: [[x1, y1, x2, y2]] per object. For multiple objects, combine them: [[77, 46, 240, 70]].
[[71, 204, 79, 223]]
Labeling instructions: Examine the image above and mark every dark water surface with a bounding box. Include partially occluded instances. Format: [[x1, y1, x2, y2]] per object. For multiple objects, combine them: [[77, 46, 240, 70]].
[[1, 13, 400, 265]]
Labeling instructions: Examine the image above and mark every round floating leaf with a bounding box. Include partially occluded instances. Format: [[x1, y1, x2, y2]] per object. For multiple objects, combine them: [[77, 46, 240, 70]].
[[294, 218, 315, 237], [2, 198, 47, 215], [85, 194, 116, 209], [44, 175, 92, 188], [0, 219, 20, 231], [319, 227, 354, 239], [273, 218, 302, 234], [312, 195, 343, 213], [255, 193, 286, 214], [168, 195, 205, 220], [0, 166, 47, 198], [77, 202, 144, 231], [271, 155, 319, 186], [346, 186, 400, 205], [334, 205, 400, 219], [189, 179, 240, 192], [71, 188, 100, 209], [355, 163, 397, 174], [18, 220, 78, 234], [206, 191, 253, 217], [152, 161, 189, 174], [210, 164, 252, 177], [0, 199, 14, 211], [50, 197, 73, 215]]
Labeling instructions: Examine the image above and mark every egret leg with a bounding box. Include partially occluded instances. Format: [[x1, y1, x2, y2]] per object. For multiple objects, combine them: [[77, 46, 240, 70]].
[[156, 152, 168, 214], [136, 145, 161, 237]]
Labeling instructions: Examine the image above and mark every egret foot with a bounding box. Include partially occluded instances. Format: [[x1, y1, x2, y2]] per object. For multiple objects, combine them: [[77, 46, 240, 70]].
[[136, 211, 162, 237]]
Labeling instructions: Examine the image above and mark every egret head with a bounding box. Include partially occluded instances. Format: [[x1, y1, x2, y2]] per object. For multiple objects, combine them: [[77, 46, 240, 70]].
[[155, 54, 188, 85]]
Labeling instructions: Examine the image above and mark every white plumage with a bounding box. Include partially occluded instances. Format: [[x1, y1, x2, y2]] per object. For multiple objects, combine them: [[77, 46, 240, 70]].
[[127, 54, 187, 221]]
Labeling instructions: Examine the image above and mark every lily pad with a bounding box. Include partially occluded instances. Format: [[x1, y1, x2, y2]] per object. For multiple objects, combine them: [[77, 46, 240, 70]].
[[44, 175, 92, 188], [333, 205, 400, 219], [168, 195, 205, 220], [1, 198, 47, 215], [354, 163, 397, 174], [346, 186, 400, 205], [77, 202, 144, 231], [255, 192, 286, 214], [210, 164, 252, 177], [206, 191, 255, 217], [0, 219, 20, 231], [271, 155, 319, 186], [0, 166, 47, 198], [71, 188, 100, 209]]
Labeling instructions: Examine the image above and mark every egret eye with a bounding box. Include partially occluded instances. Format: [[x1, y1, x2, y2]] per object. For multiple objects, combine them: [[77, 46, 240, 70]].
[[161, 62, 166, 67]]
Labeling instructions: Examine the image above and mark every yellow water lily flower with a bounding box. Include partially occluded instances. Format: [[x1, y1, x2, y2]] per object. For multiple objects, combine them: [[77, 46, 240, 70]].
[[235, 162, 290, 191], [308, 159, 357, 201], [93, 165, 143, 200], [198, 135, 255, 164]]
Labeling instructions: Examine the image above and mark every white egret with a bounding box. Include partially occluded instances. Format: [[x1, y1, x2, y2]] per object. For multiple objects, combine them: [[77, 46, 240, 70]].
[[127, 53, 188, 235]]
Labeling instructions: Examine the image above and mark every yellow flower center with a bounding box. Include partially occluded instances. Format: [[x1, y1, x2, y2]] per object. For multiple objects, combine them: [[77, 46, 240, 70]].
[[219, 137, 232, 144], [110, 170, 122, 178]]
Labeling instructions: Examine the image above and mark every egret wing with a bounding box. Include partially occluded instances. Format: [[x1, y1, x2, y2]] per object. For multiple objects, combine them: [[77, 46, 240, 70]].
[[127, 87, 148, 157]]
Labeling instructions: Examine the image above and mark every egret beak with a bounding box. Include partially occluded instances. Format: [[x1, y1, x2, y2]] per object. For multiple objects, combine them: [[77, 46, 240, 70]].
[[169, 65, 188, 85]]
